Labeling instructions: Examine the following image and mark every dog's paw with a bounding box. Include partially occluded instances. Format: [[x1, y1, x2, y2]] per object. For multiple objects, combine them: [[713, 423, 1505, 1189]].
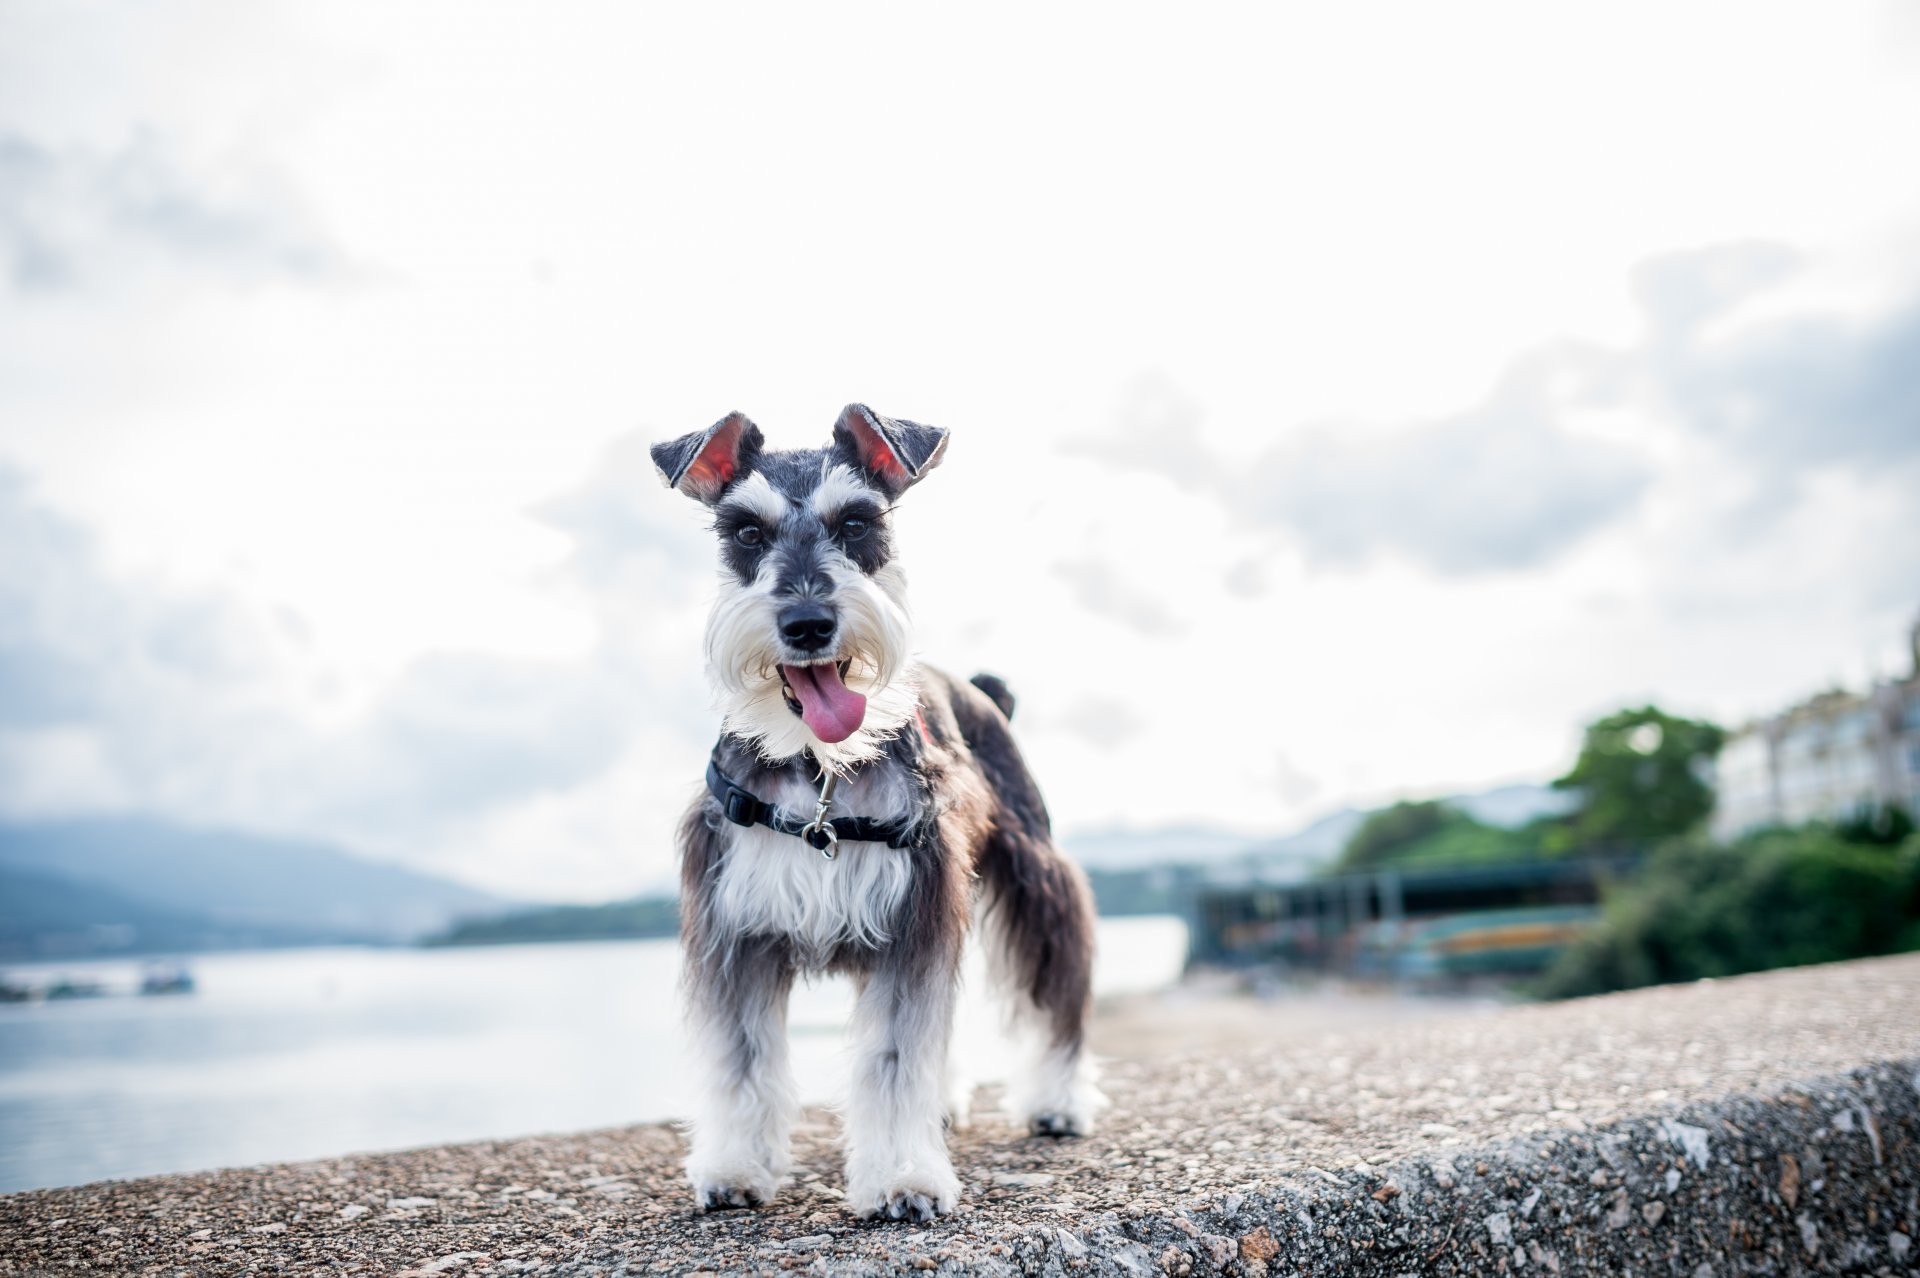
[[1009, 1058, 1107, 1140], [694, 1180, 774, 1210], [1028, 1111, 1085, 1138], [880, 1191, 942, 1223], [687, 1161, 780, 1212], [846, 1162, 960, 1222], [1014, 1087, 1104, 1139]]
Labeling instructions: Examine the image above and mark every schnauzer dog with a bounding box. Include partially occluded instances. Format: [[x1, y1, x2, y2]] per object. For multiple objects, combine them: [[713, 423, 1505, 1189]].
[[651, 404, 1101, 1222]]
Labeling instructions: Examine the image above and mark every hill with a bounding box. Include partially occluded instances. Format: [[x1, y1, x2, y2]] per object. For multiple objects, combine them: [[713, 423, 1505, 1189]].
[[1063, 781, 1570, 879], [0, 817, 512, 954], [426, 897, 680, 946], [0, 863, 342, 959], [1057, 825, 1272, 871]]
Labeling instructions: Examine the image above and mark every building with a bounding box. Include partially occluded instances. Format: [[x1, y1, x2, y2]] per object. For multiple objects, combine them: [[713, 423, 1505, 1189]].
[[1187, 855, 1637, 982], [1711, 617, 1920, 840]]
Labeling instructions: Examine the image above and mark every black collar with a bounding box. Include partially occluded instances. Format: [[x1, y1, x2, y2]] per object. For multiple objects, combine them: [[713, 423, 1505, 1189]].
[[706, 747, 917, 852]]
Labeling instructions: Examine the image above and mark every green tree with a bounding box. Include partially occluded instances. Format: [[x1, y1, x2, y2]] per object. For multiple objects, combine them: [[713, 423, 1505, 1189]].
[[1387, 818, 1528, 868], [1551, 705, 1725, 847], [1335, 801, 1535, 873], [1335, 801, 1463, 872]]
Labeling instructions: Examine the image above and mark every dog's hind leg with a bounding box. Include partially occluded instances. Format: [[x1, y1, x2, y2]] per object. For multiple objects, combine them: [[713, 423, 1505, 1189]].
[[682, 933, 798, 1209], [943, 1035, 975, 1132], [946, 669, 1104, 1136], [977, 828, 1105, 1137]]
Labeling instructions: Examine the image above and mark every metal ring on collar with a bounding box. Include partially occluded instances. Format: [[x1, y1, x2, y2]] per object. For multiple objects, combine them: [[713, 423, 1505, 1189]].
[[801, 820, 838, 858]]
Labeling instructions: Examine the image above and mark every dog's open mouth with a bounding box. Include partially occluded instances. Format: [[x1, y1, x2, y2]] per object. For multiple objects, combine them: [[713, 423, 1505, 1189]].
[[779, 659, 865, 744]]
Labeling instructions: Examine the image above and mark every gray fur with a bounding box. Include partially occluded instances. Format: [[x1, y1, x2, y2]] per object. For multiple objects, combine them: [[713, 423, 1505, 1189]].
[[663, 410, 1100, 1220]]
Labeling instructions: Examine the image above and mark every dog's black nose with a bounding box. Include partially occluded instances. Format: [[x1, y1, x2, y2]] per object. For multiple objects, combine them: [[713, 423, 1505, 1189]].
[[778, 602, 837, 653]]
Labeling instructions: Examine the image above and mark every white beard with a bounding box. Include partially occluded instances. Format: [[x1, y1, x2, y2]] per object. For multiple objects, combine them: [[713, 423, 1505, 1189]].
[[705, 558, 918, 771]]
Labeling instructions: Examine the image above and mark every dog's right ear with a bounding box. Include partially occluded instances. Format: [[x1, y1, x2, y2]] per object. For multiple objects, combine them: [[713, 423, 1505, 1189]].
[[650, 412, 764, 504]]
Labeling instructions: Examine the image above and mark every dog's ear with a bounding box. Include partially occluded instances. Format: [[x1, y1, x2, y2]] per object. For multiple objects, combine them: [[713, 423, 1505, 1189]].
[[832, 404, 949, 497], [651, 412, 764, 504]]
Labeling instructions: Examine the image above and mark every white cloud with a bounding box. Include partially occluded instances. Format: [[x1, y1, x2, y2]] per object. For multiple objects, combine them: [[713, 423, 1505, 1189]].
[[1051, 557, 1185, 637], [1075, 241, 1920, 581], [1044, 697, 1150, 752], [2, 1, 1920, 898], [0, 455, 714, 900], [1232, 360, 1653, 575], [0, 132, 346, 293]]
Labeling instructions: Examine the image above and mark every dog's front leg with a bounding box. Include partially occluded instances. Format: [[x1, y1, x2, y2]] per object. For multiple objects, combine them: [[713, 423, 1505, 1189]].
[[842, 954, 962, 1221], [683, 935, 797, 1210]]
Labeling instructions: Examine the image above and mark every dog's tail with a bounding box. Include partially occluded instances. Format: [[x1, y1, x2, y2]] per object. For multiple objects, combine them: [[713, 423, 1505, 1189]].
[[969, 673, 1016, 721]]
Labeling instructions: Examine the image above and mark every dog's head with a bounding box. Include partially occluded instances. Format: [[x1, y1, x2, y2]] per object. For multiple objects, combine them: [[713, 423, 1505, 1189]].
[[652, 404, 948, 763]]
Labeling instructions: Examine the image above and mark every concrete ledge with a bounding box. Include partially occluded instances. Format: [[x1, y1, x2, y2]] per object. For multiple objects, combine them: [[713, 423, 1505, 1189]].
[[3, 954, 1918, 1276]]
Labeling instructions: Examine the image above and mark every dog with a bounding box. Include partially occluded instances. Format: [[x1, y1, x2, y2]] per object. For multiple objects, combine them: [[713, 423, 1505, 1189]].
[[650, 404, 1102, 1222]]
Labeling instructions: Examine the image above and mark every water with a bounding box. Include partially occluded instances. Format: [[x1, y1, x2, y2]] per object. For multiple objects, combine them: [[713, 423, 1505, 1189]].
[[0, 916, 1186, 1192]]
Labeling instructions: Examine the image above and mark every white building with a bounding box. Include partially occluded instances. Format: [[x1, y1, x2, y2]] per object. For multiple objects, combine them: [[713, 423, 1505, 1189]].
[[1712, 619, 1920, 840]]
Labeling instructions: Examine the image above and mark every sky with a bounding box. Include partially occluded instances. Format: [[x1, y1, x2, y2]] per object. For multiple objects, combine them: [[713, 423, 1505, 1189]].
[[3, 1, 1919, 901]]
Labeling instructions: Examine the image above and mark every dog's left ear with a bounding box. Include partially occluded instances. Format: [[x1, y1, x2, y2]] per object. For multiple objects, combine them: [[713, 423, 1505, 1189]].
[[651, 412, 764, 504], [832, 404, 949, 497]]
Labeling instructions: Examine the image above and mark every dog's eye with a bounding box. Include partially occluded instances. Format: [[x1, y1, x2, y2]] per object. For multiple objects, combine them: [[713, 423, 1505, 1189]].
[[839, 518, 869, 543], [734, 525, 763, 548]]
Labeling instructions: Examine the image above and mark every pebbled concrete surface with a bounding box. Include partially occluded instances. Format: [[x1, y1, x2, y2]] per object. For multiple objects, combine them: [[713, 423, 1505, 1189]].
[[3, 953, 1918, 1276]]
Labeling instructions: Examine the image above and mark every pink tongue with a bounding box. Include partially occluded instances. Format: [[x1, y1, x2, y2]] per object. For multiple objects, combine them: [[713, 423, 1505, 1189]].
[[782, 663, 867, 743]]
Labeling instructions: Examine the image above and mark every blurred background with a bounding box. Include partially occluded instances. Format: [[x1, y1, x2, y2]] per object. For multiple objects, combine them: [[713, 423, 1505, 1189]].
[[3, 1, 1919, 1193]]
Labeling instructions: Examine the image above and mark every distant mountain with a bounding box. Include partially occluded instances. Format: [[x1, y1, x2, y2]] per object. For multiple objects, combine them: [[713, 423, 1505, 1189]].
[[1452, 782, 1578, 829], [1239, 807, 1368, 868], [0, 817, 512, 949], [426, 896, 681, 947], [1059, 825, 1269, 871], [1058, 782, 1568, 879], [0, 863, 342, 960]]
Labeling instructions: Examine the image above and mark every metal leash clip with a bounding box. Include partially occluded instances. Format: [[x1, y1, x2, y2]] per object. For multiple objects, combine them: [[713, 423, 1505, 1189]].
[[799, 771, 840, 859]]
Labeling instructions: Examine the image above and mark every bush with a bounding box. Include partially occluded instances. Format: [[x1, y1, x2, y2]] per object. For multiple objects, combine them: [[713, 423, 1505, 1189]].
[[1836, 803, 1916, 847], [1534, 828, 1920, 998]]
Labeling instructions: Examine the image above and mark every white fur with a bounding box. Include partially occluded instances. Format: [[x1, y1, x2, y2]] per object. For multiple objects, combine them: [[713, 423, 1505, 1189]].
[[707, 765, 917, 966], [842, 969, 962, 1219], [943, 1041, 975, 1132], [705, 554, 917, 771], [977, 884, 1108, 1135], [1002, 1035, 1106, 1136], [683, 964, 799, 1206], [809, 462, 877, 521], [716, 470, 791, 526]]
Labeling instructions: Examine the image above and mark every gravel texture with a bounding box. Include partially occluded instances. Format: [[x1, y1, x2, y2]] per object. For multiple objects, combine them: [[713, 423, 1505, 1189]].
[[4, 953, 1918, 1276]]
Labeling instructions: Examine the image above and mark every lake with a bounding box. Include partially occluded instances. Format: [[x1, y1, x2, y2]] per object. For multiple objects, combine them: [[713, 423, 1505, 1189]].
[[0, 916, 1187, 1193]]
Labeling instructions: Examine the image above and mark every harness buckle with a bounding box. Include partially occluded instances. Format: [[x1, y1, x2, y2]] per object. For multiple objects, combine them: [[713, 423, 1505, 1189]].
[[722, 787, 757, 828]]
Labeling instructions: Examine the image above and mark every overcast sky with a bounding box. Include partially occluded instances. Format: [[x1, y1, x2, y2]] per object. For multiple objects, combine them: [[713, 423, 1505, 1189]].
[[3, 2, 1919, 901]]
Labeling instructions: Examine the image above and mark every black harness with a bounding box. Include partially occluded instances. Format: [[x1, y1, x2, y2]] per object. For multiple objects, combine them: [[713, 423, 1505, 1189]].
[[706, 747, 917, 856]]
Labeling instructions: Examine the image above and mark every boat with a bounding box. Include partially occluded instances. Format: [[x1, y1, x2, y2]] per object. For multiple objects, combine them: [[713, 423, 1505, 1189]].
[[139, 964, 196, 996]]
